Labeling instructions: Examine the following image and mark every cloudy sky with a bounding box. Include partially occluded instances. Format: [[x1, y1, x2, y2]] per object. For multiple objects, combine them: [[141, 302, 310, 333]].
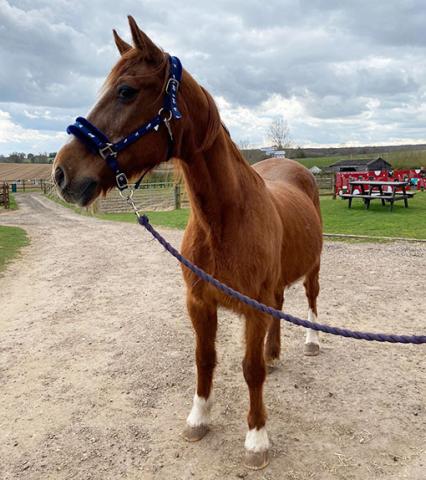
[[1, 0, 426, 154]]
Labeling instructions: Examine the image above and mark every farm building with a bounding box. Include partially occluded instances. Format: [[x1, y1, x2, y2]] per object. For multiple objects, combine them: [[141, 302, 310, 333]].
[[260, 146, 277, 156], [272, 150, 286, 158], [327, 157, 391, 173]]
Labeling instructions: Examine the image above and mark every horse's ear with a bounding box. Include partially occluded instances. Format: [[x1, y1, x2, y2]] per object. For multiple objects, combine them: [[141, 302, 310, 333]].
[[113, 29, 132, 55], [127, 15, 163, 63]]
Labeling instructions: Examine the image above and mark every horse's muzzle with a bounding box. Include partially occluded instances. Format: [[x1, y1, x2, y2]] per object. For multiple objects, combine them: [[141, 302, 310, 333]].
[[55, 167, 99, 207]]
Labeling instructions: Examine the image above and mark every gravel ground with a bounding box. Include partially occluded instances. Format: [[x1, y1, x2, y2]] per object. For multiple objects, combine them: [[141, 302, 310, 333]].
[[0, 193, 425, 480]]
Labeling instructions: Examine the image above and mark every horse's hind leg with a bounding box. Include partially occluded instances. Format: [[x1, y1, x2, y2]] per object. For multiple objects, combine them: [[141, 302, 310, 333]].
[[303, 265, 320, 356], [182, 294, 217, 442], [264, 290, 284, 367]]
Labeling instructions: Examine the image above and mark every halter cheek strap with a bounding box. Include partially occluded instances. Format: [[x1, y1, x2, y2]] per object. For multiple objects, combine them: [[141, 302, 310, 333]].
[[66, 55, 183, 191]]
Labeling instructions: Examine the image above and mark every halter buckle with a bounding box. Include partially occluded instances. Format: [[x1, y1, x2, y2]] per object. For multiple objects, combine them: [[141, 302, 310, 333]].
[[99, 143, 117, 160], [116, 172, 129, 191], [165, 77, 180, 95]]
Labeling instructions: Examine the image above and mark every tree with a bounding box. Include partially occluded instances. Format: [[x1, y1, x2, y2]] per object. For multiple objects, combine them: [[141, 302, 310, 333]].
[[8, 152, 27, 163], [267, 117, 292, 149], [293, 146, 306, 158], [237, 139, 251, 150]]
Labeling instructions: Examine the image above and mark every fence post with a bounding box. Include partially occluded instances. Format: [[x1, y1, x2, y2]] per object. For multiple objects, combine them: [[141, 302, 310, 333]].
[[174, 184, 181, 210], [3, 183, 10, 209], [332, 174, 336, 199], [23, 180, 25, 192]]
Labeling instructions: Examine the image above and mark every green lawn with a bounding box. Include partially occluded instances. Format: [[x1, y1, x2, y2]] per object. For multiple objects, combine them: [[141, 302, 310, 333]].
[[94, 192, 426, 240], [322, 192, 426, 239], [0, 225, 29, 273], [9, 193, 18, 210], [96, 209, 190, 230]]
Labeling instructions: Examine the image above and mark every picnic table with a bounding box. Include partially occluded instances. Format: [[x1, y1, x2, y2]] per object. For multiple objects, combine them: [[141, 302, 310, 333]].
[[340, 180, 415, 211]]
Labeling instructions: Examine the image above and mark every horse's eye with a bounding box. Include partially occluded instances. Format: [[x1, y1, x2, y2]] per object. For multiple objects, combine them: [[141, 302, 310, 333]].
[[117, 85, 138, 102]]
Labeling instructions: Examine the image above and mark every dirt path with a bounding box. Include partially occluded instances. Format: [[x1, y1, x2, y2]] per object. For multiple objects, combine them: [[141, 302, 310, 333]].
[[0, 193, 425, 480]]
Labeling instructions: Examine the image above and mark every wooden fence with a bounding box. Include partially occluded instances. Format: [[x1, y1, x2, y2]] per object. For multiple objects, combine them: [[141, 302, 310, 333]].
[[0, 178, 49, 192], [0, 183, 10, 209], [314, 174, 335, 196]]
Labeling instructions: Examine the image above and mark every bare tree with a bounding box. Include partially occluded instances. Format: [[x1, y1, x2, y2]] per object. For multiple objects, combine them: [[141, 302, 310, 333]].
[[267, 117, 292, 149], [237, 139, 251, 150]]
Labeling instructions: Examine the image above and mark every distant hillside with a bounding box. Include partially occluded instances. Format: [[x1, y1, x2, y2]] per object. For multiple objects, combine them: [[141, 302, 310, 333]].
[[239, 144, 426, 170], [284, 144, 426, 158]]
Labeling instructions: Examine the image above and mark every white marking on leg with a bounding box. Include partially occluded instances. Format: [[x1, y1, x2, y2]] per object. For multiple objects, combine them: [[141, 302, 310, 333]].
[[244, 427, 270, 452], [186, 393, 213, 427], [305, 309, 320, 345]]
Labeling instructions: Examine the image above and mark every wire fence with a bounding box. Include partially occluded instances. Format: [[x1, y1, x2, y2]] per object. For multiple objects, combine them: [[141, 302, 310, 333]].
[[43, 181, 189, 213], [41, 174, 335, 213]]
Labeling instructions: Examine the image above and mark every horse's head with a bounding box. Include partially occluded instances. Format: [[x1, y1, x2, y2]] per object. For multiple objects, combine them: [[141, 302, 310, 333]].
[[54, 16, 189, 206]]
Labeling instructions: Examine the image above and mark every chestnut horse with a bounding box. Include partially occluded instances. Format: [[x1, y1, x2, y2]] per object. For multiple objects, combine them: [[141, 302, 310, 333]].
[[54, 16, 323, 470]]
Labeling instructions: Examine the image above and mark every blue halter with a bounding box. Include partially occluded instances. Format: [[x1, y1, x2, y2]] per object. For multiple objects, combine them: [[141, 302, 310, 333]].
[[66, 56, 183, 190]]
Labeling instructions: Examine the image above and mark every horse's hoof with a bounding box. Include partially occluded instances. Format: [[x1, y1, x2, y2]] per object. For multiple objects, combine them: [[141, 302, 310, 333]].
[[182, 424, 209, 442], [304, 342, 320, 356], [244, 450, 270, 470], [266, 357, 281, 372]]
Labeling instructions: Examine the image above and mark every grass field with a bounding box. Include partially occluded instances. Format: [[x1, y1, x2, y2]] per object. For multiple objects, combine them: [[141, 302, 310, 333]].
[[321, 192, 426, 239], [9, 193, 18, 210], [0, 225, 29, 273], [96, 209, 190, 229], [94, 192, 426, 240]]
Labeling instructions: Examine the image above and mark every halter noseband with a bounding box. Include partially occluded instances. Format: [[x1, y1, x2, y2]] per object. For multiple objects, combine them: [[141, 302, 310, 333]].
[[66, 56, 183, 191]]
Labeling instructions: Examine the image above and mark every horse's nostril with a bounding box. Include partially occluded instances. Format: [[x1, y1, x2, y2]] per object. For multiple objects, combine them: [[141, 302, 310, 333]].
[[55, 166, 66, 188]]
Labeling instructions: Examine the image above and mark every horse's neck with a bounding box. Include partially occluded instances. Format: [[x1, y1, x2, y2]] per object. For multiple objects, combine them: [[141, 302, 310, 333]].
[[178, 130, 263, 236]]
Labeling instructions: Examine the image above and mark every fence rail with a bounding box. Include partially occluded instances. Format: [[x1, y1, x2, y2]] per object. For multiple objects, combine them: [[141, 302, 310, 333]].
[[0, 178, 50, 193]]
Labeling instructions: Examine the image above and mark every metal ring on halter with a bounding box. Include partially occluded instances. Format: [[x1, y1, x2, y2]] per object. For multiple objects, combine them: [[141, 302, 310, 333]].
[[158, 107, 173, 122], [119, 187, 134, 200]]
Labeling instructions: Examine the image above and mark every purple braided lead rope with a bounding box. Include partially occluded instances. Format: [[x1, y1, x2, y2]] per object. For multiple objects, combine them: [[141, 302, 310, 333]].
[[138, 215, 426, 345]]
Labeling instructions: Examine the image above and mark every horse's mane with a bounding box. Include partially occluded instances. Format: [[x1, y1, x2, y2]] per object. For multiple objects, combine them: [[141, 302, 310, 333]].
[[196, 86, 223, 152]]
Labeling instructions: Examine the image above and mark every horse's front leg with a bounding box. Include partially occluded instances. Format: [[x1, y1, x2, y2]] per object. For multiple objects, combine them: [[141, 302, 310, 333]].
[[182, 294, 218, 442], [243, 312, 270, 470]]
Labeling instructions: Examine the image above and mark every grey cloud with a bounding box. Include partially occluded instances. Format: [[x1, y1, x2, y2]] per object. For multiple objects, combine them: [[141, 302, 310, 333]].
[[2, 0, 426, 151], [1, 102, 76, 131]]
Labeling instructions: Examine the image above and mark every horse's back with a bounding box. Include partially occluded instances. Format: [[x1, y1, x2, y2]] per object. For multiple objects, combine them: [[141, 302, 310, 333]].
[[253, 158, 319, 208]]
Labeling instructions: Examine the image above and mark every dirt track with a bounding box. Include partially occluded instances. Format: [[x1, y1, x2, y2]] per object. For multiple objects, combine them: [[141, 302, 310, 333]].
[[0, 193, 425, 480]]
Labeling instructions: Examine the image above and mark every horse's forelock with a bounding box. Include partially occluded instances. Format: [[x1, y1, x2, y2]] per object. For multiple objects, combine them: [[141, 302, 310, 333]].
[[101, 49, 168, 94]]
